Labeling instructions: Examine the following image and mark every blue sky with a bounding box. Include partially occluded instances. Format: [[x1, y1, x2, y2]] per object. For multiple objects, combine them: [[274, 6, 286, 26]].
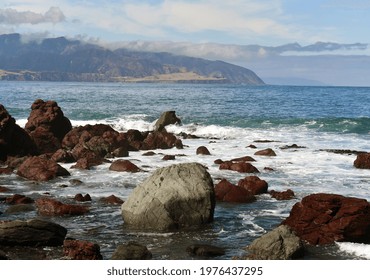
[[1, 0, 370, 47]]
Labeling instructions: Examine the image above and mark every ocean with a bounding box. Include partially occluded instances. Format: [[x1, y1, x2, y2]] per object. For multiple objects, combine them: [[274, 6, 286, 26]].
[[1, 81, 370, 260]]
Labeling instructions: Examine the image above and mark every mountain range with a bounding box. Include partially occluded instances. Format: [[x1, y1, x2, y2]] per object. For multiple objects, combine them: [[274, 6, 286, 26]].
[[0, 33, 264, 85]]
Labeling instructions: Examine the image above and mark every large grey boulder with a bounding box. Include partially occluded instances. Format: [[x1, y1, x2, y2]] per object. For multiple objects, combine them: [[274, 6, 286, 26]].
[[246, 225, 304, 260], [121, 162, 215, 231]]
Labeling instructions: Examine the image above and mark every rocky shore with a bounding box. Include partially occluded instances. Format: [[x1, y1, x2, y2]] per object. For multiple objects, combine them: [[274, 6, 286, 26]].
[[1, 100, 370, 260]]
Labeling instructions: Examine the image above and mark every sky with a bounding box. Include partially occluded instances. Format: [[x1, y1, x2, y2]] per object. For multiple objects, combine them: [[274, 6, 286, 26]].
[[1, 0, 370, 47]]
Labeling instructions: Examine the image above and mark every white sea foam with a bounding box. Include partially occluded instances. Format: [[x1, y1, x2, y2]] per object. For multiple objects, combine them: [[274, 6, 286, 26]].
[[336, 242, 370, 259]]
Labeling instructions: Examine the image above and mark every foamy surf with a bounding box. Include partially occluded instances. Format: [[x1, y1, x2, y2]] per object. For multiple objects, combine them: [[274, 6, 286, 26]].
[[336, 242, 370, 259]]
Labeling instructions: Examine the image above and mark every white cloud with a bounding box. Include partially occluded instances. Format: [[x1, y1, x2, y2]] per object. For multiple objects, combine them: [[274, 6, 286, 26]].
[[0, 6, 65, 25], [122, 0, 293, 38]]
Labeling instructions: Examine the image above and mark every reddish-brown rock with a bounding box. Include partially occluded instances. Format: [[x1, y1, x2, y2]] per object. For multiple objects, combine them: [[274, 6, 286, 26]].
[[142, 131, 183, 150], [162, 155, 176, 161], [215, 179, 256, 203], [63, 239, 103, 260], [354, 152, 370, 169], [109, 160, 141, 173], [51, 149, 75, 163], [254, 148, 277, 156], [0, 104, 37, 160], [238, 176, 268, 195], [230, 155, 256, 162], [0, 186, 11, 192], [282, 193, 370, 245], [25, 99, 72, 154], [74, 194, 92, 202], [100, 195, 124, 205], [219, 161, 259, 173], [17, 156, 70, 181], [35, 197, 89, 216], [5, 194, 34, 204], [269, 189, 295, 200], [62, 124, 128, 161], [196, 146, 211, 155], [0, 167, 13, 175]]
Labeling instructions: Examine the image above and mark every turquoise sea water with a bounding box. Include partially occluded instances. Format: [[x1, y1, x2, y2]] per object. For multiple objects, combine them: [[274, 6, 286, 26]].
[[1, 82, 370, 260]]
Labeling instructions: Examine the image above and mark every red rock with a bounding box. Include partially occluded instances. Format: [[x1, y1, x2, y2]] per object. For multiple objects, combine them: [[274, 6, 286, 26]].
[[0, 104, 37, 160], [35, 197, 89, 216], [162, 155, 176, 160], [142, 131, 183, 150], [269, 189, 295, 200], [214, 159, 224, 164], [25, 99, 72, 154], [28, 126, 61, 154], [71, 156, 103, 170], [51, 149, 75, 163], [230, 156, 256, 162], [254, 148, 277, 156], [109, 160, 141, 173], [219, 161, 259, 173], [354, 153, 370, 169], [0, 186, 11, 192], [215, 179, 256, 203], [238, 176, 268, 195], [100, 195, 124, 205], [196, 146, 211, 155], [63, 239, 103, 260], [17, 156, 70, 181], [282, 193, 370, 245], [5, 194, 34, 204], [142, 151, 156, 156], [0, 167, 13, 175], [62, 124, 128, 160], [74, 194, 92, 202]]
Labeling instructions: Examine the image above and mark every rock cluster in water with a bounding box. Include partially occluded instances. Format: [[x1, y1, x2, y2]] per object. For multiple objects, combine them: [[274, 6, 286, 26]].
[[1, 100, 370, 260]]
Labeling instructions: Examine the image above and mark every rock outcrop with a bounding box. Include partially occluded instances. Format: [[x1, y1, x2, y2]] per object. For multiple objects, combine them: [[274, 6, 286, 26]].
[[0, 104, 37, 161], [354, 152, 370, 169], [25, 99, 72, 154], [121, 163, 215, 231], [282, 193, 370, 245], [154, 111, 181, 131]]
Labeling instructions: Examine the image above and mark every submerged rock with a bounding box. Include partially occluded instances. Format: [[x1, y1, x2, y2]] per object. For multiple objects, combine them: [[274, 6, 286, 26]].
[[196, 146, 211, 155], [109, 159, 141, 173], [186, 244, 225, 257], [63, 239, 103, 260], [111, 242, 152, 260], [0, 219, 67, 246], [254, 148, 277, 156], [121, 162, 215, 231], [35, 197, 89, 216], [219, 161, 259, 173]]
